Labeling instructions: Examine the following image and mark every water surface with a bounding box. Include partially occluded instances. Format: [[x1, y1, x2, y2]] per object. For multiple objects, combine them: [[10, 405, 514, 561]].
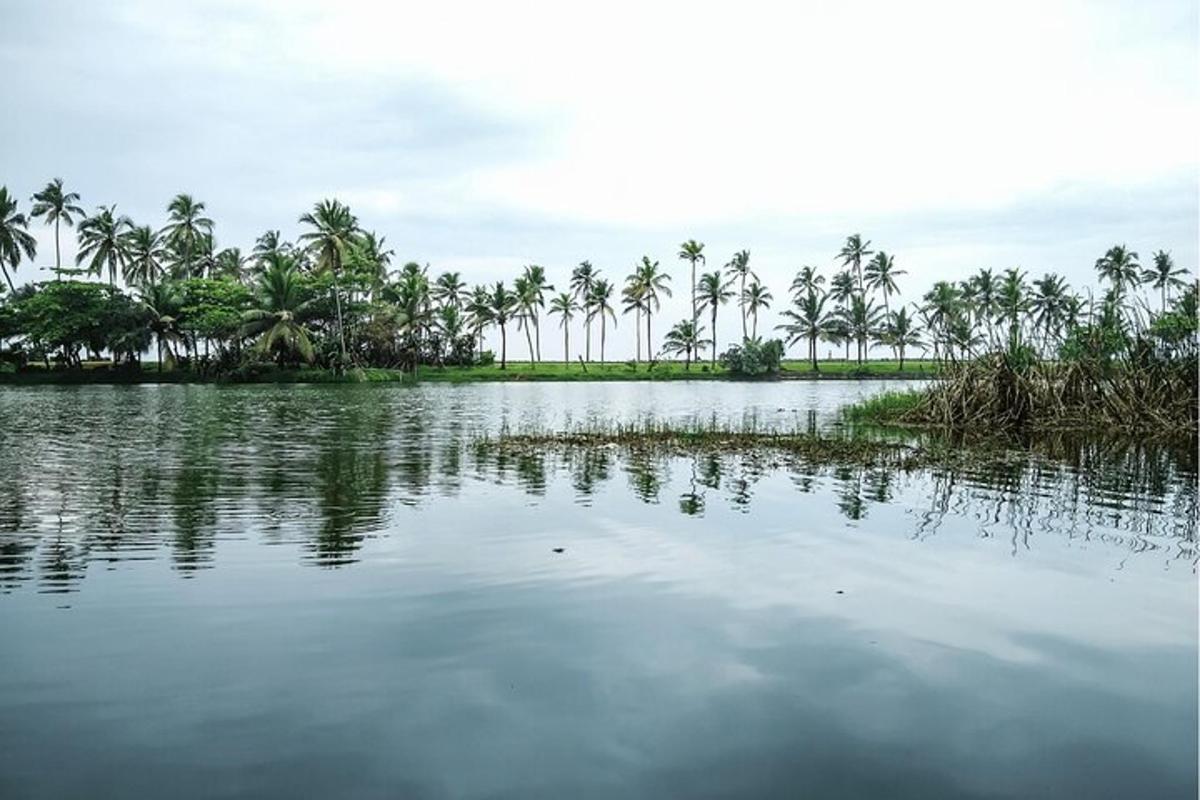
[[1, 382, 1195, 799]]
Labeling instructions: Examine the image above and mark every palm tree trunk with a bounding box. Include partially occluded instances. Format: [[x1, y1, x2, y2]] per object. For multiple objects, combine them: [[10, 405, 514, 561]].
[[711, 307, 718, 365], [752, 309, 758, 339], [523, 320, 534, 364], [740, 275, 747, 340], [500, 323, 507, 369], [1, 266, 14, 293], [534, 315, 541, 361], [600, 318, 607, 364], [645, 311, 652, 367], [634, 309, 641, 365], [331, 272, 348, 370], [564, 326, 569, 364], [899, 345, 905, 371], [54, 218, 61, 278], [691, 261, 697, 325], [585, 307, 592, 361]]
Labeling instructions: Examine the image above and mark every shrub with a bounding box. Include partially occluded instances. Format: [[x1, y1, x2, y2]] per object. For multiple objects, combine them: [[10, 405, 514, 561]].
[[719, 338, 785, 377]]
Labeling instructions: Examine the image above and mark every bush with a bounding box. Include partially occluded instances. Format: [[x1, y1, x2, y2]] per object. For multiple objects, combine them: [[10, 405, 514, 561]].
[[719, 338, 785, 377]]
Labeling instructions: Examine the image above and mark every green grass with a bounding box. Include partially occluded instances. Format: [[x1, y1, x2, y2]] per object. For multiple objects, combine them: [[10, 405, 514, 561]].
[[840, 389, 927, 424], [0, 358, 939, 385]]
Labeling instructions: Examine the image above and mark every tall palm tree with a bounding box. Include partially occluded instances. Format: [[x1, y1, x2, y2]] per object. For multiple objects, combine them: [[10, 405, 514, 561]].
[[1029, 272, 1070, 351], [790, 265, 824, 297], [161, 194, 214, 278], [698, 270, 734, 364], [621, 273, 645, 364], [465, 285, 494, 357], [1142, 250, 1189, 312], [253, 230, 288, 262], [30, 178, 84, 278], [662, 318, 706, 369], [521, 264, 553, 361], [433, 271, 468, 310], [724, 249, 753, 339], [678, 239, 705, 324], [298, 199, 358, 366], [841, 295, 883, 364], [838, 233, 874, 296], [741, 280, 773, 339], [122, 225, 167, 288], [570, 261, 598, 361], [76, 206, 132, 285], [882, 306, 922, 370], [489, 281, 518, 369], [240, 256, 317, 363], [139, 281, 184, 371], [0, 187, 37, 292], [921, 281, 963, 361], [996, 268, 1028, 349], [967, 268, 998, 346], [588, 279, 617, 364], [353, 231, 394, 298], [635, 257, 671, 362], [548, 291, 578, 363], [777, 290, 831, 371], [1094, 245, 1141, 297], [828, 270, 856, 360], [864, 251, 905, 316], [514, 274, 539, 364]]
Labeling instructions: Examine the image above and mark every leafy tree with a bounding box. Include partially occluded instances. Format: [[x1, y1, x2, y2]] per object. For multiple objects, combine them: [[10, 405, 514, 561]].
[[140, 281, 184, 370], [677, 239, 705, 324], [790, 265, 824, 297], [1094, 244, 1140, 296], [489, 281, 518, 369], [299, 199, 358, 367], [778, 290, 832, 370], [741, 280, 773, 339], [123, 225, 167, 288], [178, 277, 254, 358], [521, 264, 553, 361], [587, 279, 617, 364], [240, 257, 317, 364], [12, 280, 115, 365], [570, 261, 597, 360], [547, 291, 578, 363], [719, 337, 784, 377], [864, 251, 905, 315], [162, 194, 214, 278], [76, 206, 132, 286], [662, 318, 705, 369], [1142, 250, 1189, 313], [838, 233, 873, 296], [697, 270, 734, 364], [881, 306, 923, 370], [724, 249, 753, 339], [30, 178, 84, 277], [0, 187, 37, 292]]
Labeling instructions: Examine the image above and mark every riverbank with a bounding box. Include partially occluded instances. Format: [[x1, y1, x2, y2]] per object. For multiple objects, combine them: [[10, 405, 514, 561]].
[[0, 359, 939, 385]]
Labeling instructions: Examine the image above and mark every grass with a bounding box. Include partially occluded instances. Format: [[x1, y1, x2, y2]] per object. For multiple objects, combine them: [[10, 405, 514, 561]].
[[0, 359, 939, 384], [840, 390, 927, 424]]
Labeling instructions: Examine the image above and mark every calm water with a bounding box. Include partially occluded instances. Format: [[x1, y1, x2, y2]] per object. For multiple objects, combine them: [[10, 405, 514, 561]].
[[0, 382, 1196, 799]]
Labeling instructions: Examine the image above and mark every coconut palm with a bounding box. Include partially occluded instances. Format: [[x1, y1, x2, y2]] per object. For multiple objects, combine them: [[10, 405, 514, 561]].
[[828, 270, 856, 360], [240, 256, 317, 363], [678, 239, 705, 324], [214, 248, 250, 284], [122, 225, 167, 288], [1029, 273, 1070, 350], [0, 187, 37, 292], [698, 270, 734, 364], [635, 257, 671, 363], [967, 268, 998, 345], [548, 291, 578, 363], [514, 274, 540, 364], [1094, 245, 1141, 296], [840, 295, 883, 364], [433, 271, 468, 310], [76, 206, 132, 285], [882, 306, 923, 370], [790, 265, 824, 297], [30, 178, 84, 277], [996, 268, 1028, 349], [777, 290, 831, 371], [161, 194, 214, 278], [521, 264, 553, 361], [621, 273, 646, 364], [922, 280, 963, 360], [253, 230, 289, 262], [741, 280, 773, 339], [465, 285, 494, 356], [353, 231, 394, 298], [864, 251, 905, 316], [489, 281, 518, 369], [662, 318, 706, 369], [139, 281, 184, 371], [570, 261, 598, 361], [838, 233, 874, 296], [298, 199, 359, 366], [1142, 250, 1189, 313], [587, 279, 617, 364], [724, 249, 753, 339]]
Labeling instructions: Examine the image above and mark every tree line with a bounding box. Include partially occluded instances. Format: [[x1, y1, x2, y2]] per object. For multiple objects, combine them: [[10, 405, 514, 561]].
[[0, 179, 1194, 375]]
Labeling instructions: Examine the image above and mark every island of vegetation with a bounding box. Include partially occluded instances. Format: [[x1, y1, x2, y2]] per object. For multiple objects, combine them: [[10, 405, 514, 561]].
[[0, 179, 1195, 437]]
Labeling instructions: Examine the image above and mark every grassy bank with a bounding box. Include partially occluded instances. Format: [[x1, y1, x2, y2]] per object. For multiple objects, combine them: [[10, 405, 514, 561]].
[[0, 359, 939, 385]]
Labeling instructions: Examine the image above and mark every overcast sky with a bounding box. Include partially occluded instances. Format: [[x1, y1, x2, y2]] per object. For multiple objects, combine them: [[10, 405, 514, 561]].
[[2, 0, 1196, 357]]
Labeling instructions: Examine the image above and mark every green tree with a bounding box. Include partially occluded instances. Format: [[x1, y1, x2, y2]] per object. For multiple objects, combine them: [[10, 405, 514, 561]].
[[661, 318, 705, 369], [433, 271, 468, 310], [882, 306, 922, 370], [548, 291, 578, 363], [778, 290, 831, 370], [698, 270, 734, 364], [678, 239, 705, 324], [838, 233, 873, 296], [790, 265, 824, 297], [1142, 250, 1189, 313], [298, 199, 358, 367], [635, 257, 671, 364], [240, 257, 317, 364], [76, 206, 132, 286], [162, 194, 214, 278], [466, 285, 494, 357], [489, 281, 518, 369], [741, 280, 773, 339], [123, 225, 168, 288], [30, 178, 84, 277], [0, 187, 37, 292], [1094, 244, 1140, 297], [140, 281, 184, 371], [724, 249, 753, 339], [570, 261, 598, 360], [864, 251, 905, 316], [587, 279, 617, 364]]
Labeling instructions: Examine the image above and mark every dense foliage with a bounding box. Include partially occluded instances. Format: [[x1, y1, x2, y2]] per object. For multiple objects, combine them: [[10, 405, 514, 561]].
[[718, 338, 785, 377]]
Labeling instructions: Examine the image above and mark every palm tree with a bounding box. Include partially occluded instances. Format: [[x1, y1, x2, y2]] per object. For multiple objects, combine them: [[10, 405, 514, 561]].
[[548, 291, 578, 363], [724, 249, 753, 339], [838, 233, 873, 296], [1094, 245, 1141, 296], [698, 270, 734, 364], [253, 230, 288, 261], [0, 187, 37, 292], [240, 256, 317, 363], [790, 265, 824, 297], [678, 239, 705, 324], [489, 281, 518, 369], [777, 290, 831, 371], [882, 306, 922, 370], [588, 279, 617, 364], [30, 178, 84, 278], [967, 268, 998, 346], [1029, 273, 1070, 351], [741, 280, 773, 339], [353, 231, 394, 298], [122, 225, 167, 288], [161, 194, 214, 278], [635, 257, 671, 363], [521, 264, 553, 361], [465, 285, 494, 357], [662, 318, 706, 369], [433, 271, 468, 310], [76, 206, 132, 285], [570, 261, 598, 361], [1142, 250, 1189, 313], [621, 273, 645, 364], [864, 251, 905, 316], [841, 295, 883, 364], [996, 268, 1028, 349], [828, 270, 856, 360], [298, 199, 358, 366], [514, 274, 539, 364], [921, 281, 963, 361], [139, 281, 183, 371]]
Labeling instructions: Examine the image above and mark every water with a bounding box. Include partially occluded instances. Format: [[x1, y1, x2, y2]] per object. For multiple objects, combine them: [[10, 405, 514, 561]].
[[0, 382, 1195, 799]]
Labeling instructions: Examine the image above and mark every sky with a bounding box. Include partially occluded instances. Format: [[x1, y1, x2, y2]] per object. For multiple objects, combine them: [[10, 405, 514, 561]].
[[2, 0, 1197, 358]]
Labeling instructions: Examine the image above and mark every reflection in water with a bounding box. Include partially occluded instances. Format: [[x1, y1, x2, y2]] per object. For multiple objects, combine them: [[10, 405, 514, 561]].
[[0, 385, 1194, 592]]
